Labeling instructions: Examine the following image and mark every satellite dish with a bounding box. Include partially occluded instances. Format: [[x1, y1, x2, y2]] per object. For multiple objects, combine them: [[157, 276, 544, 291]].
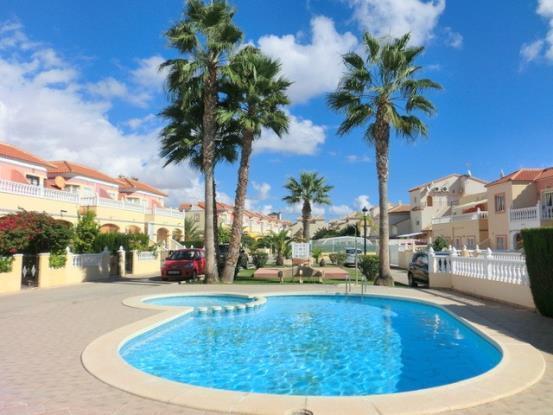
[[54, 176, 66, 189]]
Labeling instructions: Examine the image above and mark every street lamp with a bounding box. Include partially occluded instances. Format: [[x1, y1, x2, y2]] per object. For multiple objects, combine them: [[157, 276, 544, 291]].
[[362, 206, 368, 255]]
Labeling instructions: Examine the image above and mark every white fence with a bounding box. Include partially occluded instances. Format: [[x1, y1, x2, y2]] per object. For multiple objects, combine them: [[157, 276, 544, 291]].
[[137, 251, 156, 261], [431, 210, 488, 225], [72, 253, 104, 268], [0, 179, 79, 203]]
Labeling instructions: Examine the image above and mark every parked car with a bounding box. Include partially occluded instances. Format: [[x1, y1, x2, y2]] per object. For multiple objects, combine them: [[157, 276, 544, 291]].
[[407, 251, 429, 287], [161, 248, 205, 281], [217, 244, 248, 275], [344, 248, 363, 267]]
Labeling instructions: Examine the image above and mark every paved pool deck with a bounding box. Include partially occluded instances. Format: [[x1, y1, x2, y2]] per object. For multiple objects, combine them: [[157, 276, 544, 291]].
[[0, 272, 552, 415]]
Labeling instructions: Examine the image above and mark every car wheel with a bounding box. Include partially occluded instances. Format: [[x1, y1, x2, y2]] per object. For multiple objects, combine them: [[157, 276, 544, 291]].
[[191, 270, 198, 282], [408, 273, 417, 288]]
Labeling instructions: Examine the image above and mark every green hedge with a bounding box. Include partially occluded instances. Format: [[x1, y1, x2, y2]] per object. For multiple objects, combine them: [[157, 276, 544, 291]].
[[0, 256, 14, 273], [93, 232, 150, 254], [359, 255, 379, 281], [521, 228, 553, 317], [183, 239, 204, 248]]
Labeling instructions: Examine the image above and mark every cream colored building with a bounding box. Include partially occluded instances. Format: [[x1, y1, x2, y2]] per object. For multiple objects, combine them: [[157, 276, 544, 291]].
[[182, 201, 289, 238], [0, 142, 185, 247], [289, 216, 327, 239], [486, 168, 553, 250], [409, 173, 488, 239]]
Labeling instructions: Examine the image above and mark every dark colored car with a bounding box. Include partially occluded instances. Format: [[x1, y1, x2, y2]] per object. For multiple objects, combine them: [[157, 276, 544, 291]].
[[407, 251, 429, 287], [161, 248, 205, 281], [217, 244, 248, 275]]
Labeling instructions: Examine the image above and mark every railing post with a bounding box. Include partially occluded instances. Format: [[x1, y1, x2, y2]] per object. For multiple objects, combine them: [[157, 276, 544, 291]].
[[118, 246, 126, 277], [428, 247, 436, 273], [450, 247, 458, 274], [485, 247, 493, 279]]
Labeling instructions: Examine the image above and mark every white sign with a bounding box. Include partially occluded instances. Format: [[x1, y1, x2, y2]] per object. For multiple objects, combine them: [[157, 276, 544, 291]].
[[291, 242, 311, 259]]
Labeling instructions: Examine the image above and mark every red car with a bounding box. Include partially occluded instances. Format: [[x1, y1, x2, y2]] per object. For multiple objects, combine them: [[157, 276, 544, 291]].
[[161, 248, 205, 281]]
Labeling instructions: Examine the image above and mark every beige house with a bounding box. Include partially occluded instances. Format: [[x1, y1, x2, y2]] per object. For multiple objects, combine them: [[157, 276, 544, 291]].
[[409, 173, 488, 239], [289, 216, 327, 239], [486, 168, 553, 250], [0, 142, 185, 247]]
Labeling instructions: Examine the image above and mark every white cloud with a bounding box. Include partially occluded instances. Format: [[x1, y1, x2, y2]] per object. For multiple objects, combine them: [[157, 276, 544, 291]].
[[347, 0, 446, 46], [131, 55, 167, 90], [284, 202, 325, 217], [346, 154, 371, 163], [521, 0, 553, 63], [252, 181, 271, 200], [355, 195, 372, 210], [126, 113, 158, 130], [261, 205, 274, 215], [443, 27, 463, 49], [86, 77, 150, 107], [329, 204, 354, 217], [258, 16, 357, 103], [254, 112, 326, 155], [0, 21, 201, 208]]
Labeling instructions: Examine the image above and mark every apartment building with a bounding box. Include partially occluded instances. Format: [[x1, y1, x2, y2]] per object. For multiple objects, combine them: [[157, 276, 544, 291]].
[[409, 173, 488, 240], [0, 142, 185, 246], [486, 168, 553, 250], [182, 201, 289, 238]]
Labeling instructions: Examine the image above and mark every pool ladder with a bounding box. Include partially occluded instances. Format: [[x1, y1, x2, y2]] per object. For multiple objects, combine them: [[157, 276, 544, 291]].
[[344, 275, 369, 295]]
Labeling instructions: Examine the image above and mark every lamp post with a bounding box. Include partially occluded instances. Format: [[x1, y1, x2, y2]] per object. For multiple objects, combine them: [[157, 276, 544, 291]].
[[362, 206, 368, 256]]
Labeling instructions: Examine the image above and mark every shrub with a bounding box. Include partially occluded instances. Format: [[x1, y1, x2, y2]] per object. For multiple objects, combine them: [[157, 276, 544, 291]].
[[74, 211, 100, 253], [0, 256, 14, 273], [335, 252, 347, 266], [252, 251, 268, 269], [432, 236, 449, 252], [0, 211, 74, 255], [49, 252, 67, 269], [328, 253, 337, 264], [359, 255, 379, 281], [93, 232, 150, 254], [183, 239, 204, 248], [521, 228, 553, 317]]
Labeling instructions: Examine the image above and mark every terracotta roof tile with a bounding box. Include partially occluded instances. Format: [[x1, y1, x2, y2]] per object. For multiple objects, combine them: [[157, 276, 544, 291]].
[[486, 168, 546, 187], [0, 142, 54, 169], [409, 173, 488, 192], [117, 177, 167, 197], [389, 204, 411, 214], [47, 161, 120, 185]]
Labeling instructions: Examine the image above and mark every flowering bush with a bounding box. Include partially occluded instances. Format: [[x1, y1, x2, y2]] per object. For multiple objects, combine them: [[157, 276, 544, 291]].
[[0, 211, 74, 255]]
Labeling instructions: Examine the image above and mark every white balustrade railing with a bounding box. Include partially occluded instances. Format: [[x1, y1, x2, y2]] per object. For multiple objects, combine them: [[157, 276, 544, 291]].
[[510, 205, 539, 222], [150, 206, 185, 218], [137, 251, 156, 261], [72, 253, 103, 267], [429, 247, 529, 286], [80, 195, 146, 213], [542, 205, 553, 220], [0, 179, 80, 203], [431, 211, 488, 225]]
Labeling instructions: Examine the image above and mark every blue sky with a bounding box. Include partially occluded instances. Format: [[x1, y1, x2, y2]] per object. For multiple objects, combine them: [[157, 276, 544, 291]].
[[0, 0, 552, 221]]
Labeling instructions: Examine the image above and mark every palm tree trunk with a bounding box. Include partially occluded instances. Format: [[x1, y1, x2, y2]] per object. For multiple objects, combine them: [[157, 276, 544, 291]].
[[222, 130, 254, 283], [213, 178, 220, 267], [302, 200, 311, 241], [202, 65, 219, 283], [373, 116, 394, 286]]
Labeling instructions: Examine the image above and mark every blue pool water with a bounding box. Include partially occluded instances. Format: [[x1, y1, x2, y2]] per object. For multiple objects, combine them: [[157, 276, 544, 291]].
[[143, 295, 251, 307], [121, 295, 501, 396]]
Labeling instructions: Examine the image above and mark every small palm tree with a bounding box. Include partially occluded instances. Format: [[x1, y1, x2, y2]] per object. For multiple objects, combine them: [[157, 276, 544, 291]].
[[184, 217, 202, 242], [267, 230, 291, 266], [219, 46, 291, 283], [283, 172, 333, 241], [328, 33, 441, 286], [162, 0, 242, 282]]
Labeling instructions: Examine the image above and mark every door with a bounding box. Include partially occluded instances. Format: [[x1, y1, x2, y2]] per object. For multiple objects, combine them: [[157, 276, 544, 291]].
[[21, 254, 39, 287]]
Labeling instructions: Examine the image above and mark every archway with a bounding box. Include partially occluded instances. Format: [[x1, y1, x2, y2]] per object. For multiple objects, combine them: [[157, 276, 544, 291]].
[[513, 232, 523, 251], [157, 228, 169, 246], [99, 224, 119, 234], [127, 225, 141, 234]]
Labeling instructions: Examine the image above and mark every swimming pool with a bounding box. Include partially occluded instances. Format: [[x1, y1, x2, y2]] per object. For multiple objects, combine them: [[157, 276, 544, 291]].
[[120, 295, 502, 396], [143, 294, 252, 308]]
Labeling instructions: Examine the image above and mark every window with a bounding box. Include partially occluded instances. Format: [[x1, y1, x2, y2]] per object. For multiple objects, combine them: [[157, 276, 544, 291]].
[[426, 196, 433, 207], [543, 191, 553, 207], [454, 238, 461, 249], [65, 184, 80, 193], [26, 175, 40, 186], [466, 237, 476, 250], [494, 193, 506, 213], [127, 197, 141, 204], [496, 236, 506, 250]]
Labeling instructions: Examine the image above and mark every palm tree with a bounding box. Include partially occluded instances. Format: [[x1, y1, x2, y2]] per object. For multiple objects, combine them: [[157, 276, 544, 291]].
[[219, 46, 290, 283], [162, 0, 242, 282], [283, 172, 333, 241], [183, 217, 202, 242], [328, 33, 441, 286], [267, 230, 291, 266]]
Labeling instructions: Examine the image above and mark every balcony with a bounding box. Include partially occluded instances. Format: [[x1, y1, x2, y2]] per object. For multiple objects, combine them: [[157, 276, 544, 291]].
[[80, 195, 146, 213], [149, 206, 185, 218], [432, 210, 488, 225], [0, 179, 80, 203], [509, 203, 553, 230]]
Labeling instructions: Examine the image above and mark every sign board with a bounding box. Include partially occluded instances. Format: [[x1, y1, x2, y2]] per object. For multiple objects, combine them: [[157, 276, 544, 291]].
[[291, 242, 311, 259]]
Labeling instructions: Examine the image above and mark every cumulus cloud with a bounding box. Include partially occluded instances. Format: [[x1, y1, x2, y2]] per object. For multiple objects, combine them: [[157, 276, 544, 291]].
[[443, 27, 463, 49], [86, 77, 150, 107], [521, 0, 553, 63], [329, 204, 354, 217], [355, 195, 372, 210], [131, 55, 167, 90], [0, 20, 201, 207], [254, 112, 326, 155], [252, 181, 271, 200], [258, 16, 357, 103], [347, 0, 446, 46]]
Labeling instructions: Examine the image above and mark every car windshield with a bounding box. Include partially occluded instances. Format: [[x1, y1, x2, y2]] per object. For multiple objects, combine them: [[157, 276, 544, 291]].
[[345, 249, 361, 254], [169, 250, 198, 260]]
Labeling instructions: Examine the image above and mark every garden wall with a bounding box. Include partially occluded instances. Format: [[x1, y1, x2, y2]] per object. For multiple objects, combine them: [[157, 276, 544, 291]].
[[38, 250, 111, 288], [0, 255, 22, 294]]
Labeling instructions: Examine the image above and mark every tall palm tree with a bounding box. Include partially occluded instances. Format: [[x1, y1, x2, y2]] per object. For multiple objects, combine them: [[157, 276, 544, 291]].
[[328, 33, 441, 286], [162, 0, 242, 282], [283, 172, 333, 241], [219, 46, 290, 283]]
